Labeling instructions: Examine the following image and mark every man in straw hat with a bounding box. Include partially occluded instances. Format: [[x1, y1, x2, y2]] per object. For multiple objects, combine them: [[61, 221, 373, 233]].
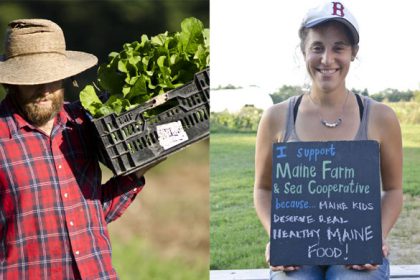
[[0, 19, 155, 279]]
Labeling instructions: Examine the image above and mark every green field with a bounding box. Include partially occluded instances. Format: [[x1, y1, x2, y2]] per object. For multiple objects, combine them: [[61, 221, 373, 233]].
[[106, 140, 209, 279], [210, 125, 420, 269]]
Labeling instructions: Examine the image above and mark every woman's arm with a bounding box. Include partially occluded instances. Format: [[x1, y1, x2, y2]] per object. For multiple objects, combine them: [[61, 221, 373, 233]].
[[254, 103, 287, 235], [254, 102, 300, 271], [349, 101, 403, 271], [377, 105, 404, 242], [369, 101, 403, 242]]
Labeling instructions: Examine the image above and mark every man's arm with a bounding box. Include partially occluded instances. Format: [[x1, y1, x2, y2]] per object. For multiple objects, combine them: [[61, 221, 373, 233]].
[[101, 160, 163, 223]]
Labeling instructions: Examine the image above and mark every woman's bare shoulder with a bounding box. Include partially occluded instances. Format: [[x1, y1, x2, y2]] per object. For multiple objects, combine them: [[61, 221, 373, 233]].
[[262, 97, 294, 124], [367, 99, 401, 142], [368, 99, 399, 125], [257, 99, 292, 142]]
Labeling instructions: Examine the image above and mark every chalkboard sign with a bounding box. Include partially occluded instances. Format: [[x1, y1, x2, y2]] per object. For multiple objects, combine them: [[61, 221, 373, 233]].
[[270, 140, 382, 266]]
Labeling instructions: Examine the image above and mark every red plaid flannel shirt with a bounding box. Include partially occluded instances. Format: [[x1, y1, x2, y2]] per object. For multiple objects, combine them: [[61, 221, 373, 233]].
[[0, 96, 145, 279]]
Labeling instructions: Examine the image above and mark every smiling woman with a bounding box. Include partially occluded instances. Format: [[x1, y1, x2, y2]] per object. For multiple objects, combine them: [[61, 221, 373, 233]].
[[253, 1, 403, 279], [301, 22, 356, 100]]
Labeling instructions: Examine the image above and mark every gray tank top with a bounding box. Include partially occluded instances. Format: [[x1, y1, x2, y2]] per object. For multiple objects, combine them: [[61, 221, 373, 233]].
[[283, 94, 371, 142]]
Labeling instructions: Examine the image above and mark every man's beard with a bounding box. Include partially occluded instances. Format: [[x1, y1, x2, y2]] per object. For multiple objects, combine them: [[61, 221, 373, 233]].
[[21, 92, 64, 127]]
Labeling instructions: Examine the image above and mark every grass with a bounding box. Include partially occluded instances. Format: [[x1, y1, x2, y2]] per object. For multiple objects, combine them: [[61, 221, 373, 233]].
[[106, 140, 209, 279], [111, 238, 208, 280], [401, 124, 420, 195], [210, 134, 267, 269], [210, 125, 420, 269], [387, 101, 420, 125], [389, 195, 420, 264]]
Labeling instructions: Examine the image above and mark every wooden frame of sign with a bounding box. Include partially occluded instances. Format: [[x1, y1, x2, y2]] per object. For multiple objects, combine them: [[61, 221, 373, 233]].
[[270, 140, 382, 266]]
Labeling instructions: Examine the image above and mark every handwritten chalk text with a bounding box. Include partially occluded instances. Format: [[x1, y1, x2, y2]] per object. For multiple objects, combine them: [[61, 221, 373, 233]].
[[272, 228, 320, 240], [322, 160, 355, 180], [319, 201, 348, 210], [275, 198, 310, 209], [308, 180, 370, 198], [272, 215, 315, 224], [308, 243, 348, 259], [296, 144, 336, 162], [275, 163, 316, 179], [327, 226, 374, 243]]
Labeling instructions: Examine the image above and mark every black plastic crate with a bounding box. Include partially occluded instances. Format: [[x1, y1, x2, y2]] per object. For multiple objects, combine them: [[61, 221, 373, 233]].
[[92, 68, 210, 176]]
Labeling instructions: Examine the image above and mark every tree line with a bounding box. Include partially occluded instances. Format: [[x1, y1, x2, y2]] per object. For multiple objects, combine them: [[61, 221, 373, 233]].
[[269, 85, 420, 104]]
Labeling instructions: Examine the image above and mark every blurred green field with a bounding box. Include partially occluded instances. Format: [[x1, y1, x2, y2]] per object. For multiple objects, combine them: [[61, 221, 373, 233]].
[[105, 139, 209, 280], [210, 125, 420, 269], [387, 102, 420, 125], [210, 133, 264, 269]]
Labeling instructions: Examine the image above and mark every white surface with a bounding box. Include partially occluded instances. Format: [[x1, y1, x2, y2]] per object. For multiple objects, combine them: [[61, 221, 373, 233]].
[[210, 266, 420, 280], [211, 0, 420, 93]]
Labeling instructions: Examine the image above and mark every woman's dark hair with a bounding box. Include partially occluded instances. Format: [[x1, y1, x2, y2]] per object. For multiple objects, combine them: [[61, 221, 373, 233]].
[[298, 20, 358, 54]]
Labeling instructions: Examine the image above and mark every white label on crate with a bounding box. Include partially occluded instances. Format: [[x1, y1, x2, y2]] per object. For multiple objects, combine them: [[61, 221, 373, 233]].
[[156, 121, 189, 150]]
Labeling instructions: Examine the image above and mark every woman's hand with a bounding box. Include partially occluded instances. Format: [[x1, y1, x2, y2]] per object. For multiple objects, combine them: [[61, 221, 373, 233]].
[[382, 240, 390, 257], [265, 242, 300, 272], [346, 240, 389, 271], [346, 264, 379, 271]]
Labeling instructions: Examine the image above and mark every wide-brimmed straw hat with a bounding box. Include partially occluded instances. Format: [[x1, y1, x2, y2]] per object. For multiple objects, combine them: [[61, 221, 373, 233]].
[[0, 19, 98, 85]]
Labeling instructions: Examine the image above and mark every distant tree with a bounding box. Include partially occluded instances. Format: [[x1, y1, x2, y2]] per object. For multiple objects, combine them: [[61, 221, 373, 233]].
[[351, 88, 361, 95], [370, 92, 385, 102], [215, 84, 242, 90], [269, 85, 304, 104], [370, 88, 413, 102], [361, 88, 369, 96], [351, 88, 369, 96]]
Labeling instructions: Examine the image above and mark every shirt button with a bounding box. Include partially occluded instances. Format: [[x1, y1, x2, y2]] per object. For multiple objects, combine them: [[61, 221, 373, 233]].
[[70, 221, 74, 226], [75, 251, 80, 255], [64, 193, 68, 198], [58, 165, 62, 169], [133, 188, 137, 192]]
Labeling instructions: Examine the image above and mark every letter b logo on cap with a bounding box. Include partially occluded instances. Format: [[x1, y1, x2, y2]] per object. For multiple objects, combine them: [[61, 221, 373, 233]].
[[332, 2, 345, 17]]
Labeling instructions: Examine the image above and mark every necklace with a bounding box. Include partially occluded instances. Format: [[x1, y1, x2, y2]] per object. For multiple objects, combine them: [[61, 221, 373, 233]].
[[307, 90, 350, 128]]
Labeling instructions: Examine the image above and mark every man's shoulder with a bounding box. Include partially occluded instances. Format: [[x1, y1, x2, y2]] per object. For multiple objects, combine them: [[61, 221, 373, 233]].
[[0, 96, 13, 115], [0, 99, 13, 138], [63, 101, 90, 123], [0, 96, 11, 111]]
